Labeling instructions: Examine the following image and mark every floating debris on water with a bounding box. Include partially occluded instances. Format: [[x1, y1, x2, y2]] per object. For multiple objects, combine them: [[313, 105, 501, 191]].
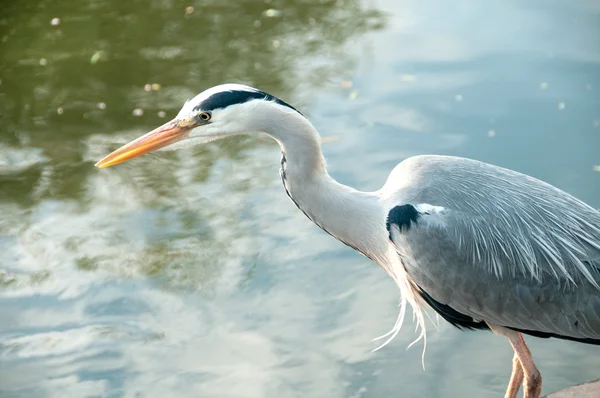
[[97, 102, 106, 110], [540, 82, 549, 90], [488, 130, 496, 138], [349, 91, 358, 100], [593, 165, 600, 173], [321, 135, 340, 144], [263, 8, 282, 18], [400, 74, 417, 82], [50, 17, 61, 26], [185, 6, 194, 14], [158, 111, 166, 118], [254, 20, 262, 28], [272, 40, 281, 48], [454, 94, 463, 101], [39, 58, 47, 66], [144, 83, 161, 92], [132, 108, 144, 117], [558, 102, 566, 110], [341, 80, 353, 88], [57, 107, 64, 115], [90, 51, 103, 64]]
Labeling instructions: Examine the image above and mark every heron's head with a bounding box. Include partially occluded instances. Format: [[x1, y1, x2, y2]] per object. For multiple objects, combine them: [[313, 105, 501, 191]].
[[95, 84, 301, 168]]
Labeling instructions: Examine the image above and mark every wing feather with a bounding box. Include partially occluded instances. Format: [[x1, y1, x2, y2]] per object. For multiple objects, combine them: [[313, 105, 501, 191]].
[[383, 155, 600, 341]]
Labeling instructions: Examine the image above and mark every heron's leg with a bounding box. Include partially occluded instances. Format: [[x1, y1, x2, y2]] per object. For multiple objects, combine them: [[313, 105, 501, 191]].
[[504, 353, 524, 398], [487, 323, 541, 398], [509, 333, 542, 398]]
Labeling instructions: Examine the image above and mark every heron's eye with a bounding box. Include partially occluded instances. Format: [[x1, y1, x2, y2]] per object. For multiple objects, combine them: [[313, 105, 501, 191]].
[[197, 112, 211, 122]]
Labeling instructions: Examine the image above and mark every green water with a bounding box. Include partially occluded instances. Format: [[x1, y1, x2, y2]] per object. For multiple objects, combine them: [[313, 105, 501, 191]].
[[1, 0, 599, 397]]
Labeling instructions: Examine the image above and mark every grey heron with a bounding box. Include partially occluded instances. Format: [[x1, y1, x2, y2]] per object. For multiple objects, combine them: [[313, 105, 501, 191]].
[[96, 84, 600, 398]]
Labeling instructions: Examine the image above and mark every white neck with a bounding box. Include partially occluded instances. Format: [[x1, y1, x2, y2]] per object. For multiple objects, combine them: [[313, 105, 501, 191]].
[[260, 105, 390, 265]]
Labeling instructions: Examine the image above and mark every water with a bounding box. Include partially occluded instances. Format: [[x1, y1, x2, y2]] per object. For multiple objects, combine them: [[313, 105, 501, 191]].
[[1, 0, 599, 397]]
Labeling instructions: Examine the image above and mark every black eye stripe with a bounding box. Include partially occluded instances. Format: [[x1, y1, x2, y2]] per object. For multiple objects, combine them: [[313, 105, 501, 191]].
[[193, 90, 302, 115]]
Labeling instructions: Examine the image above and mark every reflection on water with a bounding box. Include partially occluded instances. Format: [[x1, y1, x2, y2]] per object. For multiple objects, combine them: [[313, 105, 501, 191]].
[[1, 0, 599, 397]]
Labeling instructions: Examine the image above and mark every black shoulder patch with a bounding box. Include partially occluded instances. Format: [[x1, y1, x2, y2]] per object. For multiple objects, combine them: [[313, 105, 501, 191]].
[[386, 204, 421, 238], [195, 90, 301, 114]]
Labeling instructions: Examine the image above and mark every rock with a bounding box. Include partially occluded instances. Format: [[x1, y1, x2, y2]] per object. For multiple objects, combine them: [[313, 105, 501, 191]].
[[544, 379, 600, 398]]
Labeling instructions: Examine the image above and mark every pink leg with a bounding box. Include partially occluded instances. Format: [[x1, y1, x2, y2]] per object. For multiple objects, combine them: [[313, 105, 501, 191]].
[[505, 353, 524, 398], [509, 333, 542, 398], [489, 324, 542, 398]]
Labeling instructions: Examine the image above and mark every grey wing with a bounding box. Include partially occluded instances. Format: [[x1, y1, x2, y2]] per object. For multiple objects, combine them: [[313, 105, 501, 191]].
[[383, 157, 600, 342], [387, 204, 600, 342]]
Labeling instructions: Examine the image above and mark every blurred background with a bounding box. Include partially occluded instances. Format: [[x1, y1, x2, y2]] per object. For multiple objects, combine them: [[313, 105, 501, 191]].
[[0, 0, 599, 397]]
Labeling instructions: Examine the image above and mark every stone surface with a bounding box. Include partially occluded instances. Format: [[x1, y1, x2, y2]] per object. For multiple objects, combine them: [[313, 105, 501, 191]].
[[544, 379, 600, 398]]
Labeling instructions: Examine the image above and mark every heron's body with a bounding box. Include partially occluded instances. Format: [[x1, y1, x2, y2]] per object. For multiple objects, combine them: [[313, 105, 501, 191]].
[[382, 155, 600, 343], [96, 84, 600, 398]]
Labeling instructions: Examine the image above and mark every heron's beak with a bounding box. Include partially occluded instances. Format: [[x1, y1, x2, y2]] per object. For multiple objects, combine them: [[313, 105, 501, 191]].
[[95, 118, 195, 168]]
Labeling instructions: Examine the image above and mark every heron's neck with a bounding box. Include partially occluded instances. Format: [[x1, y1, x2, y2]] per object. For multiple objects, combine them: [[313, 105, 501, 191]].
[[265, 112, 388, 263]]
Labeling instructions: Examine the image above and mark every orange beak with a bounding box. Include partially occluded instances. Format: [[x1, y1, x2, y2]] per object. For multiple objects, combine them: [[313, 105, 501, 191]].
[[95, 118, 195, 168]]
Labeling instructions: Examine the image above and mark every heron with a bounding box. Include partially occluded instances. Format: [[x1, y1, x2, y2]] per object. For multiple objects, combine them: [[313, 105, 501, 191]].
[[96, 84, 600, 398]]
